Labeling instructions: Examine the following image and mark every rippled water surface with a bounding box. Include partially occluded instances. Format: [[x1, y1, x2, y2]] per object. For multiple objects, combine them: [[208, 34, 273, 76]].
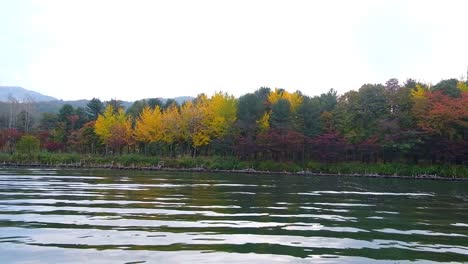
[[1, 168, 467, 263]]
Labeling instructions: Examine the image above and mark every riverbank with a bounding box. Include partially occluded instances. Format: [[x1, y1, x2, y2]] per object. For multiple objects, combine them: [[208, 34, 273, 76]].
[[0, 153, 466, 180], [0, 161, 467, 181]]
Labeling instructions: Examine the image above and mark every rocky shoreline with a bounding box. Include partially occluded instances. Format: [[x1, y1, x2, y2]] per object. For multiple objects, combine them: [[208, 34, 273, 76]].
[[1, 162, 466, 181]]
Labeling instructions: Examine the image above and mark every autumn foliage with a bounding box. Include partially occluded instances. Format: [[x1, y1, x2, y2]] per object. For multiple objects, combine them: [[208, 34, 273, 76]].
[[1, 78, 466, 166]]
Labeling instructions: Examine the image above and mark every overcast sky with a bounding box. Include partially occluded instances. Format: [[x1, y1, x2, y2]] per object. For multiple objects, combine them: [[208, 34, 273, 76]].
[[0, 0, 467, 101]]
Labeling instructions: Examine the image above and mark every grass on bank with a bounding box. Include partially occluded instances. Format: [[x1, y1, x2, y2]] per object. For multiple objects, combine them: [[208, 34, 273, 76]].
[[0, 152, 466, 178]]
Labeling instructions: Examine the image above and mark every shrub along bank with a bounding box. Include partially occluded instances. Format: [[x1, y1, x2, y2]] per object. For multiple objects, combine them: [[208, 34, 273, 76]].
[[0, 153, 466, 178]]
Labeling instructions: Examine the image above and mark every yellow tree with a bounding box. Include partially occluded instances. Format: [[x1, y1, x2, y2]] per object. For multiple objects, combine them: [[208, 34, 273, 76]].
[[411, 84, 429, 121], [134, 106, 163, 143], [267, 88, 302, 112], [208, 92, 237, 138], [256, 111, 270, 133], [159, 103, 183, 157], [179, 98, 211, 154], [457, 81, 468, 92], [95, 105, 116, 142], [95, 105, 133, 154], [286, 91, 303, 112], [161, 104, 182, 145], [267, 88, 284, 105], [320, 111, 334, 132], [107, 120, 134, 154]]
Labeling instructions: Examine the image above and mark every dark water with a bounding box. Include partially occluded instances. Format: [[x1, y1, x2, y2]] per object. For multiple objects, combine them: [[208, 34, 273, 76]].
[[0, 169, 467, 263]]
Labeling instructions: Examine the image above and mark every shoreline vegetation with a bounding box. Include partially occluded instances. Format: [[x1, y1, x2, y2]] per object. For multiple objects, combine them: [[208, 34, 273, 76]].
[[1, 79, 467, 182], [0, 153, 466, 180]]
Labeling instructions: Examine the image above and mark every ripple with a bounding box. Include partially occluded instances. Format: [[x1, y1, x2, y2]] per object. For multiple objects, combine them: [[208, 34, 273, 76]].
[[310, 191, 434, 196], [1, 169, 467, 263], [314, 203, 375, 207], [451, 223, 468, 227], [374, 228, 466, 237], [270, 214, 357, 222]]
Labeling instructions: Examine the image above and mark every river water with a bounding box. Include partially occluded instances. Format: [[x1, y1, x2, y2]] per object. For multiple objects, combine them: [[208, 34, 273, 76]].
[[0, 168, 467, 263]]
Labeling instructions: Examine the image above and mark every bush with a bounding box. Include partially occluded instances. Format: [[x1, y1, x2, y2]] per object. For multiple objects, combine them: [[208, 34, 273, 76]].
[[16, 135, 40, 158], [0, 152, 466, 178]]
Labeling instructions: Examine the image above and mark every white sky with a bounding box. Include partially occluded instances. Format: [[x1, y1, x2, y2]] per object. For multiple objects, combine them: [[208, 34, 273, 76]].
[[1, 0, 467, 101]]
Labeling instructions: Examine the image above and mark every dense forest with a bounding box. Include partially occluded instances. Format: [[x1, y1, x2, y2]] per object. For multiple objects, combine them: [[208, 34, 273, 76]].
[[0, 78, 467, 170]]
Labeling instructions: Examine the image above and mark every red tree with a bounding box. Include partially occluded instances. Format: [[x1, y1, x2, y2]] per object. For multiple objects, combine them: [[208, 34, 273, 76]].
[[309, 132, 350, 162]]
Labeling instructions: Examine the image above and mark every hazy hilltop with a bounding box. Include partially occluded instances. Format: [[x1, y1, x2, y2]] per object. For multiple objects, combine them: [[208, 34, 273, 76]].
[[166, 96, 194, 105], [33, 96, 194, 113], [0, 86, 57, 102], [0, 86, 194, 114]]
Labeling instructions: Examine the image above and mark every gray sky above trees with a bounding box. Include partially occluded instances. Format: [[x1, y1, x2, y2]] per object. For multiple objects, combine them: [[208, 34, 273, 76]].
[[0, 0, 467, 101]]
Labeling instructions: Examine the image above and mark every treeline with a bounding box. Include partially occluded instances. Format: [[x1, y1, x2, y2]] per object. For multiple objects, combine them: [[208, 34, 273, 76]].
[[1, 78, 467, 166]]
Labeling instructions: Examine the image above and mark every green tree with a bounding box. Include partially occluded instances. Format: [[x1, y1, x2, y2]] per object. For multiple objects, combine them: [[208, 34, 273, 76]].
[[431, 78, 461, 98], [106, 99, 124, 113], [334, 84, 389, 143], [86, 98, 104, 120], [56, 104, 77, 147], [16, 135, 40, 157], [296, 95, 321, 136], [385, 78, 401, 115], [237, 93, 266, 137], [58, 104, 75, 123], [163, 99, 178, 109], [16, 110, 35, 132], [393, 84, 414, 128], [75, 107, 88, 128], [254, 87, 271, 102], [39, 113, 58, 130], [270, 98, 292, 129], [147, 98, 164, 109], [295, 89, 338, 136], [126, 99, 148, 120], [318, 89, 338, 112], [76, 121, 103, 154]]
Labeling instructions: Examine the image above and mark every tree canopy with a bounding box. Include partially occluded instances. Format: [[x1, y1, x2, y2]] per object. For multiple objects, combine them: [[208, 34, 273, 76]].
[[0, 77, 466, 165]]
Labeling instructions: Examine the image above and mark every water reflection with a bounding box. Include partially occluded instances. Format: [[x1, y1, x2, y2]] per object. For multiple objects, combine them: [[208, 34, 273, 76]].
[[0, 169, 467, 263]]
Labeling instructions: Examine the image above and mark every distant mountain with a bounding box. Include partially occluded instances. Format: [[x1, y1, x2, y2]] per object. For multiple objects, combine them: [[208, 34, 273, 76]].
[[170, 96, 194, 105], [24, 97, 194, 114], [32, 99, 131, 114], [0, 86, 194, 113], [34, 100, 94, 113], [153, 96, 193, 105], [0, 86, 57, 102]]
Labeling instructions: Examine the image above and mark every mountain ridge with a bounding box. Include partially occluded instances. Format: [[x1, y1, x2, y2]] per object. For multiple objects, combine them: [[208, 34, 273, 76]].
[[0, 86, 194, 113], [0, 86, 57, 102]]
